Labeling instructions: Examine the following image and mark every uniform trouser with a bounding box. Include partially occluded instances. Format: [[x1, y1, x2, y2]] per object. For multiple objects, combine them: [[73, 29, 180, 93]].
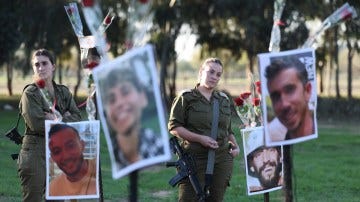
[[18, 135, 46, 202], [178, 145, 233, 202]]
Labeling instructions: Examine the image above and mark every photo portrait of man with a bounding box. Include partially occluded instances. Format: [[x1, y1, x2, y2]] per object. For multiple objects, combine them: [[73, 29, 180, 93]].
[[93, 45, 171, 179], [258, 48, 318, 146], [242, 126, 283, 195], [45, 121, 99, 200]]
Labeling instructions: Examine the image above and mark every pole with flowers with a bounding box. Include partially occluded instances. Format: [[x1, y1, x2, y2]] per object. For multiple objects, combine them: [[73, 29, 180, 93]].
[[234, 0, 287, 201], [64, 2, 115, 121], [265, 1, 357, 202], [267, 0, 291, 201], [302, 2, 357, 49], [64, 1, 116, 201], [80, 0, 153, 201]]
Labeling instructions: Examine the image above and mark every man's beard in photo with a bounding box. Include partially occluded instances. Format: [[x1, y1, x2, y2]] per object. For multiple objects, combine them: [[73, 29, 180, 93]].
[[258, 161, 281, 189], [63, 154, 85, 178]]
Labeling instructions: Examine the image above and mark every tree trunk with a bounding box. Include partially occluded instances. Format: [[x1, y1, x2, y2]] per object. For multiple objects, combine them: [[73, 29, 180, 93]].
[[57, 59, 63, 84], [318, 45, 327, 94], [170, 57, 177, 100], [6, 62, 13, 96], [334, 28, 340, 99], [159, 11, 181, 110], [247, 53, 254, 74], [160, 36, 171, 110], [319, 66, 324, 93], [283, 145, 293, 202], [346, 38, 353, 99], [326, 25, 334, 96]]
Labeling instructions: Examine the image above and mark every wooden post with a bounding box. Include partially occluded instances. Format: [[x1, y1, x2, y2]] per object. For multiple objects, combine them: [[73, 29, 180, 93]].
[[129, 170, 138, 202], [94, 93, 103, 202], [264, 192, 270, 202], [98, 160, 104, 202], [283, 145, 293, 202]]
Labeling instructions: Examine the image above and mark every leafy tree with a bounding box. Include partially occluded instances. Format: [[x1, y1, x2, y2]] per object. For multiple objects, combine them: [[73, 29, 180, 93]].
[[0, 1, 23, 95], [345, 20, 360, 99]]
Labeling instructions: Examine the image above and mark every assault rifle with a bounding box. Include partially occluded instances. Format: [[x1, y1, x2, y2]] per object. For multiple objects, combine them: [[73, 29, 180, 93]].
[[4, 127, 23, 160], [166, 137, 206, 202]]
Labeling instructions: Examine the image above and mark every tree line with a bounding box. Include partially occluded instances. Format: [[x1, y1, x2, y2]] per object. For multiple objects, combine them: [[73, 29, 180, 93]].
[[0, 0, 359, 108]]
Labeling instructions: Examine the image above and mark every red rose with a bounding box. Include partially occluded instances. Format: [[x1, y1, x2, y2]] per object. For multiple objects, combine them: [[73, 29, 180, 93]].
[[252, 98, 261, 106], [240, 92, 251, 100], [67, 8, 73, 15], [36, 79, 46, 89], [139, 0, 149, 3], [86, 61, 99, 69], [104, 16, 112, 25], [125, 40, 133, 50], [234, 97, 244, 107], [82, 0, 94, 7], [256, 86, 261, 94], [341, 10, 352, 21]]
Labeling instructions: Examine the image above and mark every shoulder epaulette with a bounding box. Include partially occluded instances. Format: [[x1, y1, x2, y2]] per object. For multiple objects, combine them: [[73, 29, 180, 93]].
[[219, 91, 229, 100], [179, 89, 192, 96], [57, 84, 70, 90], [23, 83, 37, 92]]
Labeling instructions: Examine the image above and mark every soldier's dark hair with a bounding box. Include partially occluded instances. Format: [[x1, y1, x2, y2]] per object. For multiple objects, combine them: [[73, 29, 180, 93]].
[[49, 124, 80, 139], [265, 56, 308, 86], [201, 57, 223, 69], [32, 49, 55, 65]]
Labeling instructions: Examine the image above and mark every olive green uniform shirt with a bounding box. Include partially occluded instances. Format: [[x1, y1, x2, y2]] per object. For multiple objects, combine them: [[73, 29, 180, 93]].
[[20, 82, 81, 136], [18, 82, 81, 202], [168, 86, 234, 152], [168, 85, 234, 201]]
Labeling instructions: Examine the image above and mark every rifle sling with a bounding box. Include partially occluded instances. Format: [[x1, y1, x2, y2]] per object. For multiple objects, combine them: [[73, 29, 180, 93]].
[[205, 98, 219, 187]]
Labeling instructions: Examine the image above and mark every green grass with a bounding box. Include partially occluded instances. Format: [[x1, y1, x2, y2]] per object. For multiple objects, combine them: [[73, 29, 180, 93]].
[[0, 110, 359, 202]]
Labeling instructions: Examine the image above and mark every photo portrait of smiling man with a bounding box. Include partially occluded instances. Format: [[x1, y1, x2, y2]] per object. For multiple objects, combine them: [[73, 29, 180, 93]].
[[258, 48, 318, 146], [45, 121, 100, 200]]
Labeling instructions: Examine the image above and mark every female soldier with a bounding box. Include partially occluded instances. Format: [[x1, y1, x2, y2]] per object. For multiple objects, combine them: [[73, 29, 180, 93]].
[[168, 58, 240, 202], [18, 49, 81, 201]]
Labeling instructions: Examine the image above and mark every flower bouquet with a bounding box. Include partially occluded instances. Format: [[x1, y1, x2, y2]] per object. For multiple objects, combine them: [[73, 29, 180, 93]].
[[234, 76, 262, 128], [302, 2, 357, 48], [97, 8, 116, 34], [64, 3, 83, 37], [125, 0, 154, 49], [35, 79, 62, 122], [269, 0, 286, 52], [86, 70, 97, 121]]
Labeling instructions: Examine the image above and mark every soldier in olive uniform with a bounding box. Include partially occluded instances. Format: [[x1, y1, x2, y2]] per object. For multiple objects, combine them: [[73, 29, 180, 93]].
[[18, 49, 81, 202], [168, 58, 240, 202]]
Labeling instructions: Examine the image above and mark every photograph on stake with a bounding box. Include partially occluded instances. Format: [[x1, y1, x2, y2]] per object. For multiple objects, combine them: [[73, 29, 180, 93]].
[[242, 126, 283, 195], [92, 44, 171, 179], [45, 120, 100, 200], [258, 48, 318, 146]]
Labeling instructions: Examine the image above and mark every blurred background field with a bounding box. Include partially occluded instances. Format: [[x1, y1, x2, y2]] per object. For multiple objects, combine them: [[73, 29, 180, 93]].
[[0, 109, 359, 202]]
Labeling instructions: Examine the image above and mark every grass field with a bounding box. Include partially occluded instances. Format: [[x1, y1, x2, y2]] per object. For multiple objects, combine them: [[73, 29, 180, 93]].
[[0, 109, 359, 202]]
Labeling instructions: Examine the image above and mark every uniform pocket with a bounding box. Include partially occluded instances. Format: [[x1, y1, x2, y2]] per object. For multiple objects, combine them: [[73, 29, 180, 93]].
[[187, 104, 211, 129], [220, 105, 231, 115], [18, 150, 34, 174]]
